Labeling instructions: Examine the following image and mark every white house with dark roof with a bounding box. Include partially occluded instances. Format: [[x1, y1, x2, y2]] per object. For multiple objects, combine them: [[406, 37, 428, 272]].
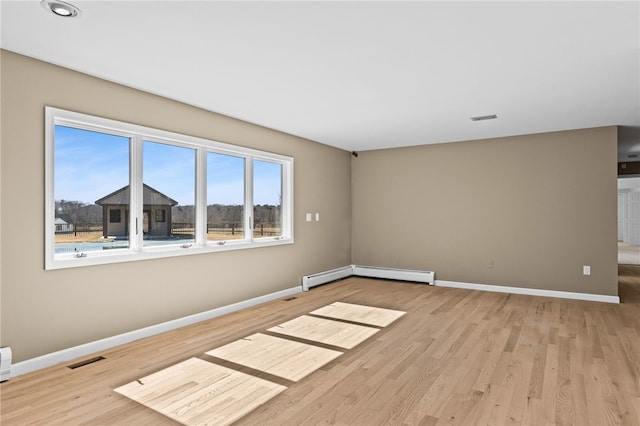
[[53, 217, 73, 234]]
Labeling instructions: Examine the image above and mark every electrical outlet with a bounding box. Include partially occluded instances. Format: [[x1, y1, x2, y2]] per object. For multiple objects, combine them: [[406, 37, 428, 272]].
[[583, 265, 590, 275], [305, 213, 312, 222], [488, 259, 494, 269]]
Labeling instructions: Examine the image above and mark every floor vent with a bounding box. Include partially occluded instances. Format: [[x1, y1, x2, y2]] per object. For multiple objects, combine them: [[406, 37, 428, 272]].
[[68, 356, 105, 369]]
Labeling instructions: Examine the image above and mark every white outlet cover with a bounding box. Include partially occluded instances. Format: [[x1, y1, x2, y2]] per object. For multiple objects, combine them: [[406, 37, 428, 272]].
[[306, 213, 312, 222], [315, 213, 320, 221], [583, 265, 591, 275]]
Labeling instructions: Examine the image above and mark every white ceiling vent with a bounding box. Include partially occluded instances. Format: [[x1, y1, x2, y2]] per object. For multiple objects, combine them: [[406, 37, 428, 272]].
[[470, 114, 498, 122]]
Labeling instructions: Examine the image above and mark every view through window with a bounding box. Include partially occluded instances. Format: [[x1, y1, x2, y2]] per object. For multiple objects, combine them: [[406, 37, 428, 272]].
[[253, 160, 283, 239], [142, 141, 196, 248], [46, 108, 293, 269], [54, 125, 130, 254], [207, 152, 245, 241]]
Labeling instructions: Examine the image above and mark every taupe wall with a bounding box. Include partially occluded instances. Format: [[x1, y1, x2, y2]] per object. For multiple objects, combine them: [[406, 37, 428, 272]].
[[352, 127, 618, 296], [0, 49, 620, 364], [0, 50, 352, 362]]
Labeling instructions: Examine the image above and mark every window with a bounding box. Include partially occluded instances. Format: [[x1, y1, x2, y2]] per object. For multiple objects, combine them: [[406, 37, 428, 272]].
[[155, 209, 166, 223], [53, 125, 130, 254], [45, 107, 293, 269], [110, 209, 121, 223], [207, 152, 245, 242], [253, 160, 283, 239], [142, 140, 196, 247]]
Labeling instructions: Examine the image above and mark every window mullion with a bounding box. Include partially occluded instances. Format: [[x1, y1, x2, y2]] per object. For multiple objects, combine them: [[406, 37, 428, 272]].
[[131, 135, 144, 251], [245, 157, 254, 242], [195, 148, 207, 246]]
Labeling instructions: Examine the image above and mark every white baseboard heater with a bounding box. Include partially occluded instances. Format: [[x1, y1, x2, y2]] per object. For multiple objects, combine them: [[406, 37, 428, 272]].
[[0, 347, 12, 382], [302, 266, 354, 291], [302, 265, 435, 291]]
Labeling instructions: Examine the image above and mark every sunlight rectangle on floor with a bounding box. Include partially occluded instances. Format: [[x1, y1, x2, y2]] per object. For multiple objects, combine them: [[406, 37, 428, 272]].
[[114, 357, 286, 426], [206, 333, 343, 381], [310, 302, 406, 327], [267, 315, 379, 349]]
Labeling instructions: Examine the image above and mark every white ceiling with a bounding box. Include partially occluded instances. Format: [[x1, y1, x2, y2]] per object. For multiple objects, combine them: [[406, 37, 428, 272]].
[[1, 1, 639, 158]]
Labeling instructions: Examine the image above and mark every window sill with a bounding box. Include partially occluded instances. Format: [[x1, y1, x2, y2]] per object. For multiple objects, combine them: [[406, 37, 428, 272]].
[[46, 237, 294, 270]]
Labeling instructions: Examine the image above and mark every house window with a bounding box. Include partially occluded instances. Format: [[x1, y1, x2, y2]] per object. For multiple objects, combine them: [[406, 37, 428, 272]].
[[45, 107, 294, 270], [52, 124, 130, 254], [143, 140, 195, 247], [155, 209, 166, 223], [110, 209, 121, 223], [253, 160, 283, 239], [207, 152, 245, 241]]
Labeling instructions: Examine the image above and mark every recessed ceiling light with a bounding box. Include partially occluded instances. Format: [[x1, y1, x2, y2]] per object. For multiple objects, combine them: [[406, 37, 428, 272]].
[[41, 0, 81, 18], [470, 114, 498, 121]]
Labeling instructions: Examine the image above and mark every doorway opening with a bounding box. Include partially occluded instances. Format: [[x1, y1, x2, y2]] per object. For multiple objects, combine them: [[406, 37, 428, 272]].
[[617, 177, 640, 265]]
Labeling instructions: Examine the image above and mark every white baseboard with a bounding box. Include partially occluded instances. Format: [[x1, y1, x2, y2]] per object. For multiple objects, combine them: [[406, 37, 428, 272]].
[[11, 273, 620, 378], [302, 266, 618, 304], [435, 280, 620, 304], [10, 286, 301, 379]]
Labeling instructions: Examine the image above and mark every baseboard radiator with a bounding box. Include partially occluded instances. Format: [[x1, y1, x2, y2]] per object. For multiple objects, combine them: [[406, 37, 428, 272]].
[[302, 266, 354, 291], [352, 265, 435, 285], [0, 347, 12, 382], [302, 265, 435, 291]]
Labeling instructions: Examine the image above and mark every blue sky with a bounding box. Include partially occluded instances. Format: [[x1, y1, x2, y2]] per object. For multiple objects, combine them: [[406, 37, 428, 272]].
[[55, 125, 282, 206]]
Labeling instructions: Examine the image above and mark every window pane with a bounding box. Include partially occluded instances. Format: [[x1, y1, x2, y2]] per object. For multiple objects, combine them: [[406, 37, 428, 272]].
[[54, 125, 130, 255], [253, 160, 282, 238], [207, 152, 245, 241], [143, 141, 196, 247]]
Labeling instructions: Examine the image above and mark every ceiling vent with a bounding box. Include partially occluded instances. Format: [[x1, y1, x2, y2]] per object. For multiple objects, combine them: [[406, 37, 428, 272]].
[[470, 114, 498, 121]]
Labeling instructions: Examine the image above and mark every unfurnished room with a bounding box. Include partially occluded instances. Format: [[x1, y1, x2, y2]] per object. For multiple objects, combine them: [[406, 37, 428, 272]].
[[1, 1, 639, 425]]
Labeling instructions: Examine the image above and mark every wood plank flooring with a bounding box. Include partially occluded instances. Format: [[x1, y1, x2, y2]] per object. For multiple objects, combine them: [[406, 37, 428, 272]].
[[206, 333, 342, 382], [114, 357, 286, 426], [267, 315, 380, 349], [2, 266, 640, 425], [310, 302, 406, 327]]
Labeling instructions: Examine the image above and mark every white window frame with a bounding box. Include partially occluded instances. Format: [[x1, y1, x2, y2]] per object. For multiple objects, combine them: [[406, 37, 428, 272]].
[[45, 107, 294, 270]]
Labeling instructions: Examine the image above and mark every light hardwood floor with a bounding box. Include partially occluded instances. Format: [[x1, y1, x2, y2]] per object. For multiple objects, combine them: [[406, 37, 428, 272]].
[[2, 267, 639, 425], [619, 242, 640, 265]]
